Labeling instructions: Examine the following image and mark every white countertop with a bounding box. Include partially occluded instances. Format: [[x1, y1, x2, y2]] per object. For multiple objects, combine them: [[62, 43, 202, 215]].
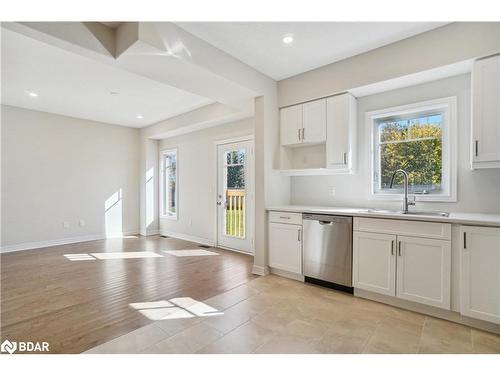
[[266, 205, 500, 227]]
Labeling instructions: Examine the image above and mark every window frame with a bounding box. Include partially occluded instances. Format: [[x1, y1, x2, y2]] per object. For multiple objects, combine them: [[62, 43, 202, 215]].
[[366, 97, 457, 202], [159, 148, 178, 220]]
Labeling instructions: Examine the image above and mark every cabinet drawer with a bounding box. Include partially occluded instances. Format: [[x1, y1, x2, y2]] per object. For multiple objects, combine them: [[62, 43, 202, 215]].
[[269, 211, 302, 225], [354, 217, 451, 240]]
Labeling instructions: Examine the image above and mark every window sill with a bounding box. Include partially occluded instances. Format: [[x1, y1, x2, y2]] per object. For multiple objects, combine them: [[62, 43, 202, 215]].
[[370, 193, 457, 203]]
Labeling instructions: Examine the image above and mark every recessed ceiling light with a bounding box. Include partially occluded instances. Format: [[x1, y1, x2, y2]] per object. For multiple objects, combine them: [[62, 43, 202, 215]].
[[136, 114, 143, 119], [282, 34, 294, 45], [24, 90, 38, 97]]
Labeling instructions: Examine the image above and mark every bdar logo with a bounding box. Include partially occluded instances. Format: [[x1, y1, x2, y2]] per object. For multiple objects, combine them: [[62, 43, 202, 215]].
[[0, 339, 49, 353], [1, 339, 17, 354]]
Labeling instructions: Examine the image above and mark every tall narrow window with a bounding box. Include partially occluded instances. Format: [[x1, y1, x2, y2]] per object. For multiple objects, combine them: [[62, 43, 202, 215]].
[[160, 149, 177, 219]]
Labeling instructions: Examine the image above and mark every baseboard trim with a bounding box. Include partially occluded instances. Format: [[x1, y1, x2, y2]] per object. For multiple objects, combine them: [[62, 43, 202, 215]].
[[1, 230, 140, 253], [270, 267, 304, 281], [140, 228, 160, 236], [217, 245, 254, 256], [355, 288, 500, 334], [252, 264, 270, 276], [160, 230, 215, 247]]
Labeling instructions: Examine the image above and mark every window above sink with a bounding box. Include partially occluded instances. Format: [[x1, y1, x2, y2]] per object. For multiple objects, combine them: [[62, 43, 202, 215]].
[[367, 97, 457, 202]]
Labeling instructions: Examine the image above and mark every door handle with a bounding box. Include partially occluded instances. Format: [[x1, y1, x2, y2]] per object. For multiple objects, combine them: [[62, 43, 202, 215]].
[[343, 152, 347, 165], [217, 201, 222, 206], [319, 221, 333, 225], [297, 129, 301, 141], [302, 128, 305, 141], [398, 241, 402, 256], [391, 240, 395, 255], [475, 140, 479, 157], [297, 229, 301, 242]]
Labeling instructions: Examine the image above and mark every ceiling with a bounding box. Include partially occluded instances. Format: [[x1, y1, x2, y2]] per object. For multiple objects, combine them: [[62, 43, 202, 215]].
[[1, 28, 213, 127], [176, 22, 449, 81]]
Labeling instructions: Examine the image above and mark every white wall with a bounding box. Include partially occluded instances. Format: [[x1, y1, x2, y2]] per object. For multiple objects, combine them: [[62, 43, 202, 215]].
[[278, 22, 500, 107], [1, 105, 140, 250], [291, 74, 500, 214], [158, 117, 254, 244]]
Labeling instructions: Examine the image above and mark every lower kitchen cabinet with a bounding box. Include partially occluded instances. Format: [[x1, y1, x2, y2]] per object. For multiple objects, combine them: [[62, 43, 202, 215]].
[[268, 222, 302, 274], [353, 231, 396, 296], [460, 226, 500, 324], [353, 218, 452, 310], [396, 236, 451, 309]]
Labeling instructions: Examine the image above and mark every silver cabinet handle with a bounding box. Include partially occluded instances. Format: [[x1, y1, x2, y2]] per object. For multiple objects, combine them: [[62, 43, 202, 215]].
[[302, 128, 305, 141], [475, 140, 479, 157], [391, 240, 395, 255], [297, 229, 301, 242], [297, 129, 301, 141], [463, 232, 467, 249], [398, 241, 402, 256], [279, 216, 291, 220], [343, 152, 347, 165]]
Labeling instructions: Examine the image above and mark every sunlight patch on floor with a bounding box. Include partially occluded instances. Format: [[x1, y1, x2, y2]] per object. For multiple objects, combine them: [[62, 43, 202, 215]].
[[163, 249, 219, 257], [91, 251, 163, 259], [130, 297, 223, 321], [64, 254, 96, 261]]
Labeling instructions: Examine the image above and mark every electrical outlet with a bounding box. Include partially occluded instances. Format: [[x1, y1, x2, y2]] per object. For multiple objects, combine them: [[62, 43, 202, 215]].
[[62, 221, 70, 228], [329, 187, 336, 197], [79, 219, 85, 227]]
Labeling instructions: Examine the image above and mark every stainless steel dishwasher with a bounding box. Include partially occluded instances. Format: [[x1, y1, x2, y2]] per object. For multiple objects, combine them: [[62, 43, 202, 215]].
[[302, 214, 353, 292]]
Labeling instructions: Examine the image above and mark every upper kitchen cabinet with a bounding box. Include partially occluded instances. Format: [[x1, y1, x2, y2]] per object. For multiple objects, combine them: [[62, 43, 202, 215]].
[[326, 93, 357, 173], [280, 104, 303, 146], [279, 94, 356, 175], [471, 54, 500, 169], [280, 99, 326, 147], [302, 99, 327, 144]]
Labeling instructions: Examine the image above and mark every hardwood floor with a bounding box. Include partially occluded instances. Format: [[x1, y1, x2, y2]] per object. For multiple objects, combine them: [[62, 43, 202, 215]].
[[0, 235, 256, 353]]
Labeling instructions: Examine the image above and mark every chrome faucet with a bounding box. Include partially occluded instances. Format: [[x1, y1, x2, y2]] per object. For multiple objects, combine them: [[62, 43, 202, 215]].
[[389, 169, 416, 214]]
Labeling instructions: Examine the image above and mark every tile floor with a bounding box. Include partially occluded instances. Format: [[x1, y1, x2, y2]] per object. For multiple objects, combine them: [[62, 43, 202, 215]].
[[84, 275, 500, 354]]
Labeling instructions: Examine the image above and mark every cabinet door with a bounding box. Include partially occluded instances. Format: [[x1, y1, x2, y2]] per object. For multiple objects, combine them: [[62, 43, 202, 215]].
[[280, 105, 302, 146], [472, 55, 500, 167], [326, 94, 356, 169], [268, 222, 302, 274], [353, 231, 396, 296], [460, 226, 500, 324], [302, 99, 326, 144], [396, 236, 451, 309]]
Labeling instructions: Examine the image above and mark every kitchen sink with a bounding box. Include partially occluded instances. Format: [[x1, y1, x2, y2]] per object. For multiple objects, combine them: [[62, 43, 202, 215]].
[[403, 211, 450, 217], [363, 209, 449, 217]]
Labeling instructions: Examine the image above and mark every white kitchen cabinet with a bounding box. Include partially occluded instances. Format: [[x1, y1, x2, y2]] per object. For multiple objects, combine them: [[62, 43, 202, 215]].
[[471, 54, 500, 169], [268, 222, 302, 275], [353, 231, 396, 296], [279, 94, 356, 174], [302, 99, 326, 144], [326, 93, 357, 172], [280, 104, 303, 146], [280, 99, 326, 147], [460, 226, 500, 324], [353, 217, 452, 310], [396, 236, 451, 309]]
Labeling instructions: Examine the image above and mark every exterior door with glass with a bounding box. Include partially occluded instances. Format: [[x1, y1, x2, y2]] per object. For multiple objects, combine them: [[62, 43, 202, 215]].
[[217, 139, 254, 253]]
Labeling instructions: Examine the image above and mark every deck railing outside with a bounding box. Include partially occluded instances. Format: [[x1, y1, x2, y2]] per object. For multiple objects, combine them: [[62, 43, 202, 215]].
[[226, 189, 245, 238]]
